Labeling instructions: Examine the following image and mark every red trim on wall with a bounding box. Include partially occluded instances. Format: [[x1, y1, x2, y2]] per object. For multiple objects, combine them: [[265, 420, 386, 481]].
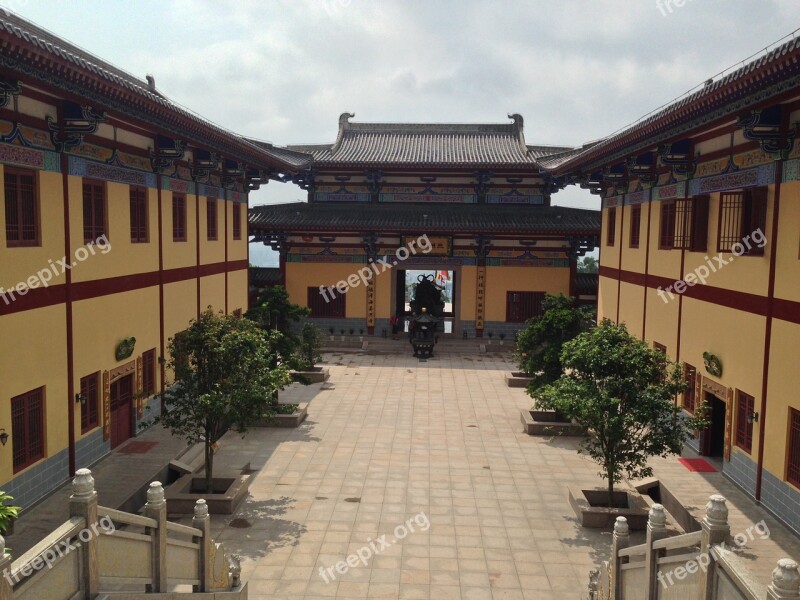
[[597, 265, 796, 322], [0, 260, 248, 316], [61, 151, 76, 476], [195, 191, 201, 318], [157, 174, 166, 406]]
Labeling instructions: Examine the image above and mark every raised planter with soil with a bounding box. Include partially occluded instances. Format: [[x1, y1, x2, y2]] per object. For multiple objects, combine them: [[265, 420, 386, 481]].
[[291, 367, 330, 384], [568, 487, 650, 530], [165, 471, 253, 514], [253, 402, 308, 428], [506, 372, 533, 388], [520, 408, 585, 436]]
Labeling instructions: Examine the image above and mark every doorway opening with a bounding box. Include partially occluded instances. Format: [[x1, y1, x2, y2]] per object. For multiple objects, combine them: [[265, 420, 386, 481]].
[[395, 269, 455, 334], [110, 374, 134, 449], [700, 391, 727, 458]]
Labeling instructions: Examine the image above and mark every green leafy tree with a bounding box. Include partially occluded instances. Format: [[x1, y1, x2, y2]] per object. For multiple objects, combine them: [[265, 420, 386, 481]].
[[514, 294, 594, 388], [158, 310, 291, 492], [0, 492, 20, 535], [577, 256, 599, 273], [298, 323, 324, 371], [246, 286, 310, 370], [533, 320, 705, 508]]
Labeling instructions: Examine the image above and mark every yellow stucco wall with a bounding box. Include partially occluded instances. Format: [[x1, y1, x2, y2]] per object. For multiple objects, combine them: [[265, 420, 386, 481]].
[[764, 319, 800, 483], [483, 266, 570, 322], [284, 262, 371, 319], [228, 269, 248, 315], [619, 203, 648, 274], [227, 202, 248, 262], [199, 273, 225, 313], [775, 181, 800, 303], [597, 275, 618, 323], [0, 306, 68, 481], [0, 167, 67, 290], [161, 190, 197, 271], [459, 266, 477, 322], [199, 197, 225, 265], [642, 287, 680, 357], [617, 281, 645, 338]]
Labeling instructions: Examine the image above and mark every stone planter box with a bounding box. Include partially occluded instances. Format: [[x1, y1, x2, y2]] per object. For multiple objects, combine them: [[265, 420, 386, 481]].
[[253, 402, 308, 428], [520, 409, 585, 436], [291, 367, 330, 384], [568, 487, 650, 530], [506, 372, 533, 388], [165, 472, 253, 514]]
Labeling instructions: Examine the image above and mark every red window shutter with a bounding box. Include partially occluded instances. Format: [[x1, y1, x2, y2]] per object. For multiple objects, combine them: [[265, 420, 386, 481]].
[[629, 205, 641, 248], [788, 409, 800, 487], [690, 195, 709, 252], [233, 203, 242, 240], [659, 201, 676, 249]]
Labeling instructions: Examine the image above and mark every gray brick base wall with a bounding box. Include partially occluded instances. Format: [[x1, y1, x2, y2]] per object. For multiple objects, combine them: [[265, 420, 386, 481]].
[[761, 468, 800, 535], [0, 448, 69, 509], [685, 433, 700, 453], [309, 318, 368, 337], [481, 321, 525, 341], [724, 449, 758, 498], [75, 427, 110, 471]]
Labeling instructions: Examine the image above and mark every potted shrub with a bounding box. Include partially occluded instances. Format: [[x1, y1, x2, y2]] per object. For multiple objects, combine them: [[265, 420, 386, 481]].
[[499, 332, 506, 346], [340, 328, 346, 341], [359, 328, 364, 341], [349, 328, 355, 337], [292, 323, 329, 384], [328, 326, 335, 341], [0, 491, 20, 536], [487, 331, 493, 344]]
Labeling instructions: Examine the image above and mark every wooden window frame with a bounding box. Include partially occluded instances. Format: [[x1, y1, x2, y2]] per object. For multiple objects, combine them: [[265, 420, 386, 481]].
[[172, 194, 187, 242], [80, 372, 100, 433], [606, 207, 616, 247], [11, 387, 45, 473], [735, 390, 755, 453], [629, 204, 641, 248], [129, 185, 149, 244], [142, 349, 156, 397], [232, 202, 242, 240], [82, 179, 108, 244], [506, 291, 545, 323], [206, 198, 218, 241], [307, 287, 346, 318], [4, 167, 41, 247], [683, 363, 697, 413], [717, 188, 767, 255], [659, 196, 709, 251], [788, 408, 800, 488], [659, 200, 677, 249]]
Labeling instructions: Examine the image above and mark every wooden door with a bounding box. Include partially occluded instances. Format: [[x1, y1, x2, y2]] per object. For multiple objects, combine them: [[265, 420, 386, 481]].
[[110, 374, 133, 449]]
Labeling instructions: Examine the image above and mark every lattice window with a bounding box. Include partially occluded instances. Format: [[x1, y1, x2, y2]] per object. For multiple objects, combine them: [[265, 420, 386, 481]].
[[606, 207, 616, 246], [659, 201, 676, 249], [506, 291, 545, 323], [4, 168, 38, 247], [11, 387, 45, 472], [659, 196, 709, 251], [629, 205, 641, 248], [172, 194, 186, 241], [83, 180, 106, 244], [142, 349, 156, 396], [683, 364, 697, 413], [308, 287, 346, 318], [787, 409, 800, 487], [735, 390, 755, 453], [232, 203, 242, 240], [129, 186, 148, 243], [80, 372, 100, 433], [718, 189, 767, 255], [207, 198, 217, 241]]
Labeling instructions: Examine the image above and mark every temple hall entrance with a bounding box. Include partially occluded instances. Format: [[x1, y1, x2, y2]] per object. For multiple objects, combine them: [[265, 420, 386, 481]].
[[109, 374, 134, 449], [395, 269, 456, 335], [700, 391, 727, 458]]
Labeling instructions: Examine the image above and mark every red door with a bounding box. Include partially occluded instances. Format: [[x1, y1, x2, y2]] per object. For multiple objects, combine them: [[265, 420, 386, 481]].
[[110, 375, 133, 449]]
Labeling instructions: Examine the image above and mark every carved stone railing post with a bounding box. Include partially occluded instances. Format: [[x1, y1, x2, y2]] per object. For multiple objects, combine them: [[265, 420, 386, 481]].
[[143, 482, 168, 592], [699, 494, 730, 600], [611, 516, 629, 600], [0, 535, 13, 600], [192, 499, 211, 592], [69, 468, 98, 599], [644, 504, 668, 600], [768, 559, 800, 599]]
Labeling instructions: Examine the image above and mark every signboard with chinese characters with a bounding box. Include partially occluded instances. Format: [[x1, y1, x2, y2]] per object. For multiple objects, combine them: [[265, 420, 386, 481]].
[[475, 266, 486, 330], [403, 236, 451, 257]]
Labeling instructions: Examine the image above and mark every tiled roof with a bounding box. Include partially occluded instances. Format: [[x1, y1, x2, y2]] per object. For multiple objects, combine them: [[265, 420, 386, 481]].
[[0, 9, 305, 172], [245, 140, 313, 169], [249, 201, 600, 235], [285, 113, 572, 168], [575, 273, 599, 296], [249, 267, 283, 287], [551, 35, 800, 174]]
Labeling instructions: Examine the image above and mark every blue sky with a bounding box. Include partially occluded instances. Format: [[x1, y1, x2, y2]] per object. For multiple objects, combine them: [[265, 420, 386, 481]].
[[6, 0, 800, 265]]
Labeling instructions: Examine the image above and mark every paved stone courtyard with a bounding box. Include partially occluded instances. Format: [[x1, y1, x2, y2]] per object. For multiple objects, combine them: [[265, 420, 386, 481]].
[[202, 351, 620, 599]]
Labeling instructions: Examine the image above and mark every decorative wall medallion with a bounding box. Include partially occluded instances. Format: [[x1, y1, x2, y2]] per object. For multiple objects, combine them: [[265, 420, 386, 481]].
[[702, 352, 722, 377], [116, 337, 137, 361]]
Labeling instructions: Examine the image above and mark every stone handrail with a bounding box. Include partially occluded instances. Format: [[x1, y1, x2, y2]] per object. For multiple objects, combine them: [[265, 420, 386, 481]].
[[594, 495, 800, 600], [0, 469, 245, 599]]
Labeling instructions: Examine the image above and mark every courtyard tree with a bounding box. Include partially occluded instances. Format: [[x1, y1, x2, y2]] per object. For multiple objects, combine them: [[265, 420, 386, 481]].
[[158, 310, 292, 493], [577, 256, 599, 273], [514, 293, 594, 390], [246, 285, 310, 370], [532, 319, 705, 508]]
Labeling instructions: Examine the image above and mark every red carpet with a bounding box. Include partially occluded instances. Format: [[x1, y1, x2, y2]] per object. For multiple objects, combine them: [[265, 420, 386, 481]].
[[678, 458, 717, 472], [118, 440, 159, 454]]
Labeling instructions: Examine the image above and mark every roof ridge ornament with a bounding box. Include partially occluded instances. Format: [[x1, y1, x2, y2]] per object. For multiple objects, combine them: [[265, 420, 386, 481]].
[[332, 112, 355, 153], [508, 113, 527, 153]]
